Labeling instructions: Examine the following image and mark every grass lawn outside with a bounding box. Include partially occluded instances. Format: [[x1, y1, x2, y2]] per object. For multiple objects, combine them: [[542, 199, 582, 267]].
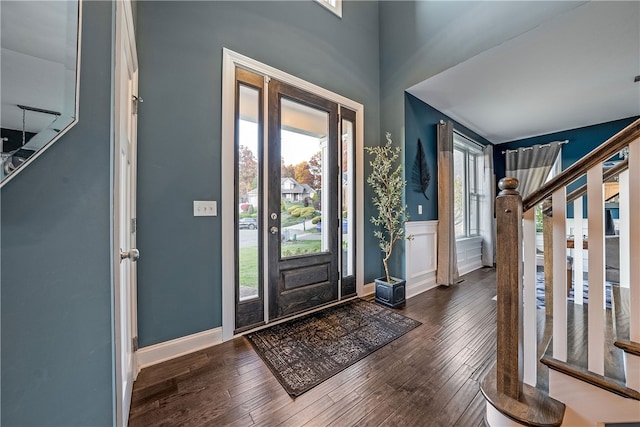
[[238, 240, 323, 288], [239, 246, 258, 289], [281, 239, 321, 257]]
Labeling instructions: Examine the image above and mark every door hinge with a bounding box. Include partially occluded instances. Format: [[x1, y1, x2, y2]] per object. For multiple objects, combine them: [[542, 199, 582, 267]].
[[132, 95, 143, 115], [131, 218, 137, 233], [132, 336, 139, 352]]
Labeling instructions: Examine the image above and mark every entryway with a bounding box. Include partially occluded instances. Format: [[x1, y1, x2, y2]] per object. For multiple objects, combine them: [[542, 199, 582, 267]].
[[221, 50, 364, 338]]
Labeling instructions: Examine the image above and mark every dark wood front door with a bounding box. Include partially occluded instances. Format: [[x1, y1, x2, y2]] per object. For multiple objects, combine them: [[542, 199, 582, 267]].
[[267, 79, 339, 320]]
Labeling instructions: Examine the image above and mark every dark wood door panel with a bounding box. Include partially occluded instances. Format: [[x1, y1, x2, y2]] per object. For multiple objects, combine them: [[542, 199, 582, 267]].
[[281, 263, 330, 291], [272, 280, 337, 318]]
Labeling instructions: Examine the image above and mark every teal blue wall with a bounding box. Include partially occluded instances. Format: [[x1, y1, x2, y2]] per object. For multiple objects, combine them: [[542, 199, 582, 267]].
[[404, 93, 491, 222], [1, 2, 115, 425], [136, 1, 381, 346]]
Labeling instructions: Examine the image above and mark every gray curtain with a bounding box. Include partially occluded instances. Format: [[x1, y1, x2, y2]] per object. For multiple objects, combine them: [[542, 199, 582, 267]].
[[505, 142, 563, 199], [437, 120, 459, 286]]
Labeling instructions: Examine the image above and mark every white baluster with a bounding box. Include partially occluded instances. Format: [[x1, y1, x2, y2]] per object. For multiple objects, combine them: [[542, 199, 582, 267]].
[[619, 169, 630, 289], [574, 196, 584, 304], [587, 164, 605, 376], [628, 139, 640, 391], [523, 207, 537, 386], [552, 188, 567, 362]]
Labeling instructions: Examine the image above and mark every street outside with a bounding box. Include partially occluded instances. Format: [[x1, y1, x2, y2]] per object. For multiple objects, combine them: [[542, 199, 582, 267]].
[[239, 219, 319, 248]]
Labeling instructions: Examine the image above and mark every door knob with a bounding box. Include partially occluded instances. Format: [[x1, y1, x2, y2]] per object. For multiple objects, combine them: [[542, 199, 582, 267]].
[[270, 226, 279, 235], [120, 248, 140, 262]]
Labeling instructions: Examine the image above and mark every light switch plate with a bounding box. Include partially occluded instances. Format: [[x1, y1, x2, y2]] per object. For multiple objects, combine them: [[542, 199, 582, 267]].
[[194, 200, 217, 216], [418, 205, 423, 215]]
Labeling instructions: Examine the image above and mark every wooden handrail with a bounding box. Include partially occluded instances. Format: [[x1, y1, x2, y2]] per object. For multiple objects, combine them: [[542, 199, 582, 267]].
[[540, 159, 629, 216], [565, 159, 628, 205], [523, 119, 640, 212]]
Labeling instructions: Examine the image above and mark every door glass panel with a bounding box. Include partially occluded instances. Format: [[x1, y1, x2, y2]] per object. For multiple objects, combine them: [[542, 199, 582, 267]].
[[279, 98, 328, 258], [237, 85, 260, 301], [341, 118, 354, 277]]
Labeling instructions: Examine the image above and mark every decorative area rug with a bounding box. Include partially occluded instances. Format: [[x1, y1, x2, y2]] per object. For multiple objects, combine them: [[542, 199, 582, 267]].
[[246, 299, 421, 397], [535, 271, 612, 309]]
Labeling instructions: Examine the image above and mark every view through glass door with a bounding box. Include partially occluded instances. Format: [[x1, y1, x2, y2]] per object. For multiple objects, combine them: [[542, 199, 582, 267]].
[[234, 67, 353, 331], [267, 80, 339, 320]]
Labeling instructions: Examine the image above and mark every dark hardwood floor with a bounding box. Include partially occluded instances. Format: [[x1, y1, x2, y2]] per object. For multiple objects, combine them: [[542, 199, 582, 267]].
[[129, 267, 498, 426]]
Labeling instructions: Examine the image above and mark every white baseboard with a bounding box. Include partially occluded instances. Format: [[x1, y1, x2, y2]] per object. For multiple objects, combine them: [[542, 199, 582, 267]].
[[363, 281, 375, 296], [136, 327, 222, 370], [406, 272, 437, 299]]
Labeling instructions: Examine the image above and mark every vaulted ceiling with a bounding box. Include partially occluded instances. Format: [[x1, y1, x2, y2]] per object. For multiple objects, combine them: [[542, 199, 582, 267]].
[[407, 1, 640, 144]]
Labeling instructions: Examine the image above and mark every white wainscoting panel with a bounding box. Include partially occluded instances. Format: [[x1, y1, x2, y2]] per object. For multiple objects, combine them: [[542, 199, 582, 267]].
[[456, 236, 483, 276], [405, 221, 438, 298]]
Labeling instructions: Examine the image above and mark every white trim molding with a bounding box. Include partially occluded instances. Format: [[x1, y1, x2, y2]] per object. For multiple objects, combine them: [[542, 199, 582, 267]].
[[136, 328, 222, 370], [406, 221, 438, 298]]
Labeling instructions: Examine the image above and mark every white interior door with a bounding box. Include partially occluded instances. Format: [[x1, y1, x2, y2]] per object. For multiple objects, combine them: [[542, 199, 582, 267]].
[[114, 1, 138, 425]]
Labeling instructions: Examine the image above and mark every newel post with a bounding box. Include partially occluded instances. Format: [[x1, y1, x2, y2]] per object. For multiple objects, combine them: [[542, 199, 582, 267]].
[[496, 177, 523, 399]]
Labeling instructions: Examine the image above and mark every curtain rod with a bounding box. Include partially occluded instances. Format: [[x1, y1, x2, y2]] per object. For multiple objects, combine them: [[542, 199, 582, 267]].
[[453, 129, 484, 150], [502, 140, 568, 154]]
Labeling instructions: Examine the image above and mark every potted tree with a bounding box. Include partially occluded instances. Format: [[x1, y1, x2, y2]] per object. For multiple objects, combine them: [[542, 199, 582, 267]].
[[365, 132, 411, 308]]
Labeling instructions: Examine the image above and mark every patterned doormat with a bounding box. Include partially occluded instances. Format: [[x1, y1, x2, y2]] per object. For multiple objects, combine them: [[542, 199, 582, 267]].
[[246, 299, 421, 397]]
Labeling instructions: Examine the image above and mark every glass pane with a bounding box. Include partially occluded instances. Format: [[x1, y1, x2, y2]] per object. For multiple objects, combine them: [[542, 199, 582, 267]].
[[454, 148, 466, 237], [237, 85, 260, 301], [469, 154, 477, 193], [469, 154, 478, 235], [279, 98, 328, 258], [469, 194, 478, 236], [341, 118, 354, 277]]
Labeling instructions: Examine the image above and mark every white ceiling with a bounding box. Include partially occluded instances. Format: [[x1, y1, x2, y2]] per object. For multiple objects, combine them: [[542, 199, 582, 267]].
[[407, 1, 640, 144]]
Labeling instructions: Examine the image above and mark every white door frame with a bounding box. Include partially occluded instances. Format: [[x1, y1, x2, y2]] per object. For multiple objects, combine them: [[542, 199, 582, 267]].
[[220, 48, 365, 341], [113, 0, 138, 425]]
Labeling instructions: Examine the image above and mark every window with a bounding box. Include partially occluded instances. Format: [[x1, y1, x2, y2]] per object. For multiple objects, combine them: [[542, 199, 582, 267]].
[[314, 0, 342, 18], [453, 133, 482, 238]]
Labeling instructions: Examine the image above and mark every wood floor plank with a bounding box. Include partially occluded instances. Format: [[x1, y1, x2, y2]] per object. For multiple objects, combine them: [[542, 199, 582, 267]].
[[300, 390, 362, 427], [129, 268, 499, 426], [453, 390, 487, 427], [328, 382, 396, 426]]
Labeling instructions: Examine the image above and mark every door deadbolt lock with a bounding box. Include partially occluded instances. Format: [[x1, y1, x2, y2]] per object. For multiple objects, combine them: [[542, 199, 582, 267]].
[[270, 213, 278, 220]]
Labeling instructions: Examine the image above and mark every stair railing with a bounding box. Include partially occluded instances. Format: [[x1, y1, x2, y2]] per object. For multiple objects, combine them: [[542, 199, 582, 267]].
[[482, 118, 640, 425]]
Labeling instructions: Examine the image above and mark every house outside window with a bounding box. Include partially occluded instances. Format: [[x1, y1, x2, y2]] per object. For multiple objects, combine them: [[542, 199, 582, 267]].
[[453, 133, 482, 238]]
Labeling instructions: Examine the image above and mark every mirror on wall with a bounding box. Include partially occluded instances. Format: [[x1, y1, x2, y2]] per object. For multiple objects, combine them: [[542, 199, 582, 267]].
[[0, 0, 81, 186]]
